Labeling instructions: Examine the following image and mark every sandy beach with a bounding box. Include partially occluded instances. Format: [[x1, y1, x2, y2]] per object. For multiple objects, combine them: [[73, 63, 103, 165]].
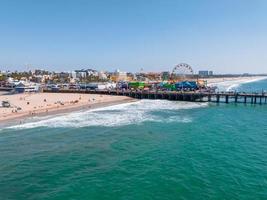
[[0, 93, 135, 125], [204, 76, 267, 91], [1, 76, 266, 126], [205, 76, 267, 86]]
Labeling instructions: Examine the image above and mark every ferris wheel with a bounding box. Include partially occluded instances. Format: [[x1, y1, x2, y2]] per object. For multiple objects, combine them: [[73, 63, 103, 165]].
[[171, 63, 194, 81]]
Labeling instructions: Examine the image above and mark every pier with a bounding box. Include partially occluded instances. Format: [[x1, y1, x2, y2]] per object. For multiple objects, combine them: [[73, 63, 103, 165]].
[[43, 89, 267, 105], [0, 87, 14, 91]]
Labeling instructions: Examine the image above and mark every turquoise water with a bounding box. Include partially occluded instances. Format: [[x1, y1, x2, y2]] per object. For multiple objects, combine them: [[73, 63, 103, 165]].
[[236, 78, 267, 93], [1, 79, 267, 200]]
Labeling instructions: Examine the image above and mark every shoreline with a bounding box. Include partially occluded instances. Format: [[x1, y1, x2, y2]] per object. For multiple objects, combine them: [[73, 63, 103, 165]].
[[205, 76, 267, 91], [1, 76, 266, 128], [1, 98, 137, 128], [206, 76, 267, 86], [0, 93, 137, 127]]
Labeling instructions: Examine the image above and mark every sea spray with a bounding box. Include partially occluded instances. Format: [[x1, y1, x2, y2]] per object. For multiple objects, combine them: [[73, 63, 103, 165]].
[[6, 100, 208, 129]]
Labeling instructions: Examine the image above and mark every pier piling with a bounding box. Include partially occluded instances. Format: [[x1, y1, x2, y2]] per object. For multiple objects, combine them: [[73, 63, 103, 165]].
[[216, 94, 220, 103], [43, 89, 267, 105], [225, 95, 229, 104], [235, 95, 238, 103]]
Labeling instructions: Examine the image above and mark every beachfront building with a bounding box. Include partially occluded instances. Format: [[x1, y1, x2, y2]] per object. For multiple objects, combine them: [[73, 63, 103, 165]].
[[198, 70, 209, 76], [51, 72, 70, 83], [73, 69, 100, 82], [146, 72, 162, 81], [126, 73, 135, 81], [6, 77, 20, 86], [161, 71, 171, 81], [33, 69, 50, 76], [87, 69, 98, 77], [98, 71, 108, 80], [75, 69, 87, 79], [111, 69, 128, 82], [14, 82, 41, 93], [135, 73, 148, 82], [41, 74, 53, 83], [198, 70, 214, 77], [79, 82, 116, 90]]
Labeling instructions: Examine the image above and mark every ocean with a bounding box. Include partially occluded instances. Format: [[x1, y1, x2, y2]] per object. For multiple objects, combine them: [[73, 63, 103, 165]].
[[0, 78, 267, 200]]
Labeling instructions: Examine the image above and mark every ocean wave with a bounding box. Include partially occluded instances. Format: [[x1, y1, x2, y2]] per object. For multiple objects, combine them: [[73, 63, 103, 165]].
[[209, 77, 267, 92], [6, 100, 207, 129]]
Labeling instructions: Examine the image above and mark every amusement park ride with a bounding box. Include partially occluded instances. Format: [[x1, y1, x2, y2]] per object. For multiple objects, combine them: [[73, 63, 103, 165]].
[[169, 63, 206, 89], [170, 63, 195, 82]]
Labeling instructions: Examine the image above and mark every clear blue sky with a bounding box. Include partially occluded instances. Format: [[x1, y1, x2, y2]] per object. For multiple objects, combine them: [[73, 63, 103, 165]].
[[1, 0, 267, 74]]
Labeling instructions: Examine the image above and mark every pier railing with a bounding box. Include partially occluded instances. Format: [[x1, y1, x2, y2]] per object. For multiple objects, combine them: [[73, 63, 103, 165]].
[[43, 89, 267, 105]]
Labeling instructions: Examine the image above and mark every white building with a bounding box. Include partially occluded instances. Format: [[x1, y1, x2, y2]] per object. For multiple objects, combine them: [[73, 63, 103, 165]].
[[114, 69, 127, 81], [75, 70, 87, 79], [98, 71, 107, 80], [87, 69, 98, 77]]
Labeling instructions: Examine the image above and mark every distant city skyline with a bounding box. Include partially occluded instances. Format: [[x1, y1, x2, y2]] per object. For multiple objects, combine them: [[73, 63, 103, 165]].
[[1, 0, 267, 74]]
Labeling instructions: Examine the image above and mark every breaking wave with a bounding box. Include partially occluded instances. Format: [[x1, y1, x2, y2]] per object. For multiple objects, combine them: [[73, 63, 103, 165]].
[[6, 100, 208, 129], [209, 77, 267, 92]]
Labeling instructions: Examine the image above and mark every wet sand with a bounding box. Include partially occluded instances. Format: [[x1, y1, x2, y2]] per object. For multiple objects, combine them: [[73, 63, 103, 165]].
[[0, 93, 135, 126]]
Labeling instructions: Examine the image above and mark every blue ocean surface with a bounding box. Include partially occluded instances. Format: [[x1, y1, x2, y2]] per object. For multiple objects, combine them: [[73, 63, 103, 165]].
[[0, 79, 267, 200]]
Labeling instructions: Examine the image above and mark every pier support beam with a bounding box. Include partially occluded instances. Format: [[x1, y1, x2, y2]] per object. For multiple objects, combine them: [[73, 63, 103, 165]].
[[216, 94, 220, 103], [235, 95, 238, 103], [190, 94, 194, 102], [208, 94, 211, 102], [46, 89, 267, 105]]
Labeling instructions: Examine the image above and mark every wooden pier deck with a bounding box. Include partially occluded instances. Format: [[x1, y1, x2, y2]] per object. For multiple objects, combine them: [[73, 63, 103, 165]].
[[0, 87, 14, 91], [43, 89, 267, 105]]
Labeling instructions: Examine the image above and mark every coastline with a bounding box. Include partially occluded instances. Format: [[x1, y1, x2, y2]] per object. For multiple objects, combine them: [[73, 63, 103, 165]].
[[206, 76, 267, 86], [0, 93, 136, 127], [1, 76, 266, 127], [205, 76, 267, 91]]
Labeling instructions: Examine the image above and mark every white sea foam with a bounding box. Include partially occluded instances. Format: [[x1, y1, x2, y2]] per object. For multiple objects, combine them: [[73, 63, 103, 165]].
[[6, 100, 207, 129], [209, 77, 267, 92]]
